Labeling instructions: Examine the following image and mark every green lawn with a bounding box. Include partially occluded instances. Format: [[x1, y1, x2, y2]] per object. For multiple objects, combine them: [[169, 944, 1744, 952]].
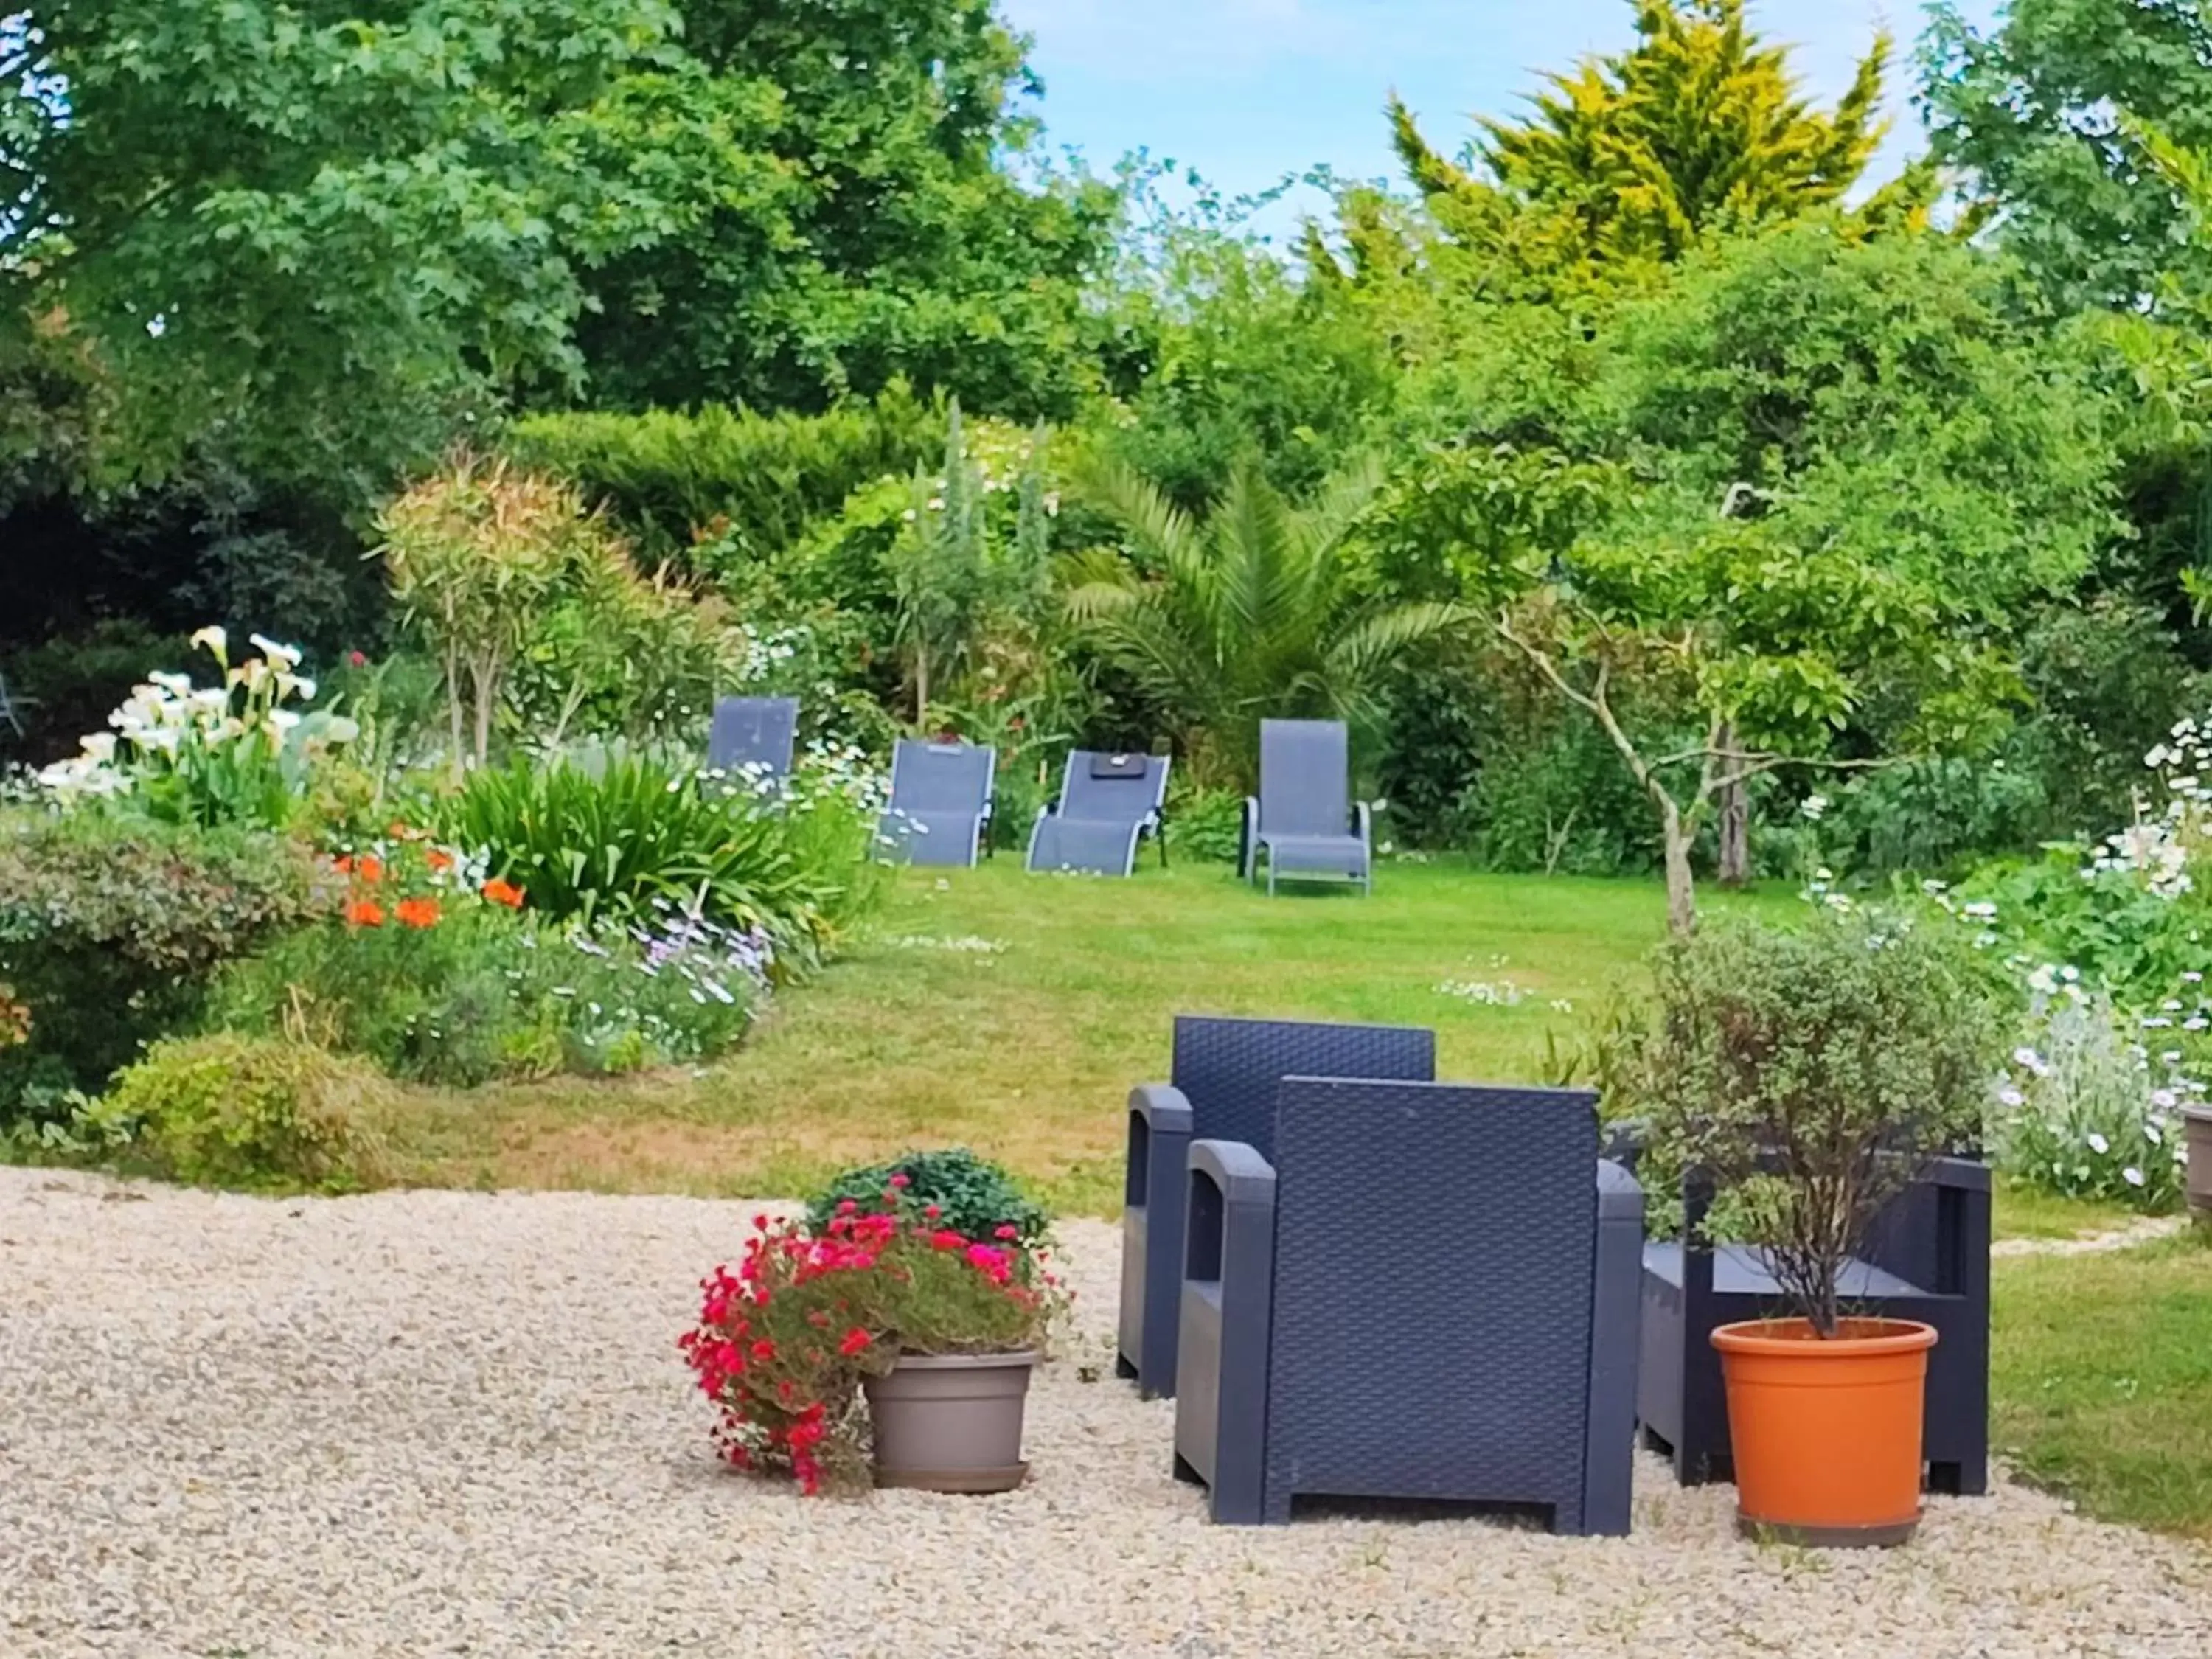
[[1992, 1231, 2212, 1538], [406, 859, 1795, 1207]]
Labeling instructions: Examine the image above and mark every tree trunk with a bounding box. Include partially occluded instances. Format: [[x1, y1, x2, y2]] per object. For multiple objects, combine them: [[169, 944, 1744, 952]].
[[913, 645, 931, 733], [444, 645, 466, 782], [1717, 721, 1749, 887], [1660, 799, 1698, 936]]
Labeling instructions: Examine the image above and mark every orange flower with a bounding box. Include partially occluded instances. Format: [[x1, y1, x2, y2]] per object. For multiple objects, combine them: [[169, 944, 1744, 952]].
[[395, 897, 441, 930], [332, 855, 352, 874], [346, 900, 386, 928], [356, 855, 385, 883], [481, 877, 525, 909], [425, 849, 454, 874]]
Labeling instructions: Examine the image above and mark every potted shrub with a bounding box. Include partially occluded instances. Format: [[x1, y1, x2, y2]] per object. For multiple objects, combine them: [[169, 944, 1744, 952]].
[[1631, 910, 1999, 1546], [680, 1178, 1067, 1495]]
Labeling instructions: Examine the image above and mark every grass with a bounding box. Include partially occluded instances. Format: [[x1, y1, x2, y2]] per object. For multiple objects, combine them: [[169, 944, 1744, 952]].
[[1992, 1230, 2212, 1537], [400, 858, 1797, 1209], [1991, 1179, 2140, 1243]]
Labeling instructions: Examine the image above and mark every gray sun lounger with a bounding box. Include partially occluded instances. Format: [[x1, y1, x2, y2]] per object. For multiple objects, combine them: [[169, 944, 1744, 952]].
[[878, 738, 996, 868], [1117, 1015, 1435, 1399], [707, 696, 800, 779], [1172, 1078, 1643, 1535], [1242, 719, 1371, 894], [1026, 751, 1171, 877]]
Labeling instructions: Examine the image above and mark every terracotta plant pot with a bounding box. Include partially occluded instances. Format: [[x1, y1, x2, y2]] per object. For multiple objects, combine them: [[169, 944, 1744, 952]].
[[1710, 1318, 1938, 1548], [863, 1350, 1040, 1493], [2185, 1107, 2212, 1230]]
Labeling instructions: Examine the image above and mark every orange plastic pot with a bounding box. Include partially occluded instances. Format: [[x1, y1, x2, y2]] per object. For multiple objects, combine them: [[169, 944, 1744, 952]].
[[1710, 1317, 1938, 1548]]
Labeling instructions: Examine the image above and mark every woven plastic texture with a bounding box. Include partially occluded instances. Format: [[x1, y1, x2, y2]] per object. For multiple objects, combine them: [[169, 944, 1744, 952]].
[[1262, 1079, 1599, 1528], [1119, 1020, 1433, 1400], [1169, 1016, 1434, 1164], [706, 696, 799, 776], [1256, 720, 1350, 838]]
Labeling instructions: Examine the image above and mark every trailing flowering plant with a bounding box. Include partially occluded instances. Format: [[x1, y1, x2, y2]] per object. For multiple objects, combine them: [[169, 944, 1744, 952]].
[[679, 1181, 1068, 1495]]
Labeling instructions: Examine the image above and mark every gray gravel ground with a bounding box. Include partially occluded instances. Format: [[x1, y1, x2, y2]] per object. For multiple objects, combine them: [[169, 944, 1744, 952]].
[[3, 1166, 2208, 1659]]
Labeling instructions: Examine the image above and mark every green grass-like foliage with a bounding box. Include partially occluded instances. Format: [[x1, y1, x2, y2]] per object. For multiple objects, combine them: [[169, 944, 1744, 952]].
[[807, 1147, 1049, 1248], [439, 752, 868, 954], [88, 1032, 396, 1192]]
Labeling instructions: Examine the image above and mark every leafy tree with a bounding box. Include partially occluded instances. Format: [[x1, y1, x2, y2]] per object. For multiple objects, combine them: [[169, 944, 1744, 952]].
[[1389, 0, 1906, 271], [1922, 0, 2212, 313], [1495, 224, 2121, 931], [1068, 457, 1466, 786], [7, 0, 773, 497], [571, 0, 1121, 419]]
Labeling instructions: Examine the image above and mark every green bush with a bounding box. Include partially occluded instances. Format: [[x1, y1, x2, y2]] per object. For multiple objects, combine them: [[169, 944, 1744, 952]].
[[1164, 782, 1245, 864], [807, 1147, 1050, 1249], [437, 751, 880, 956], [0, 812, 329, 1101], [1618, 910, 2002, 1330], [211, 903, 768, 1088], [503, 392, 939, 568], [88, 1032, 397, 1191]]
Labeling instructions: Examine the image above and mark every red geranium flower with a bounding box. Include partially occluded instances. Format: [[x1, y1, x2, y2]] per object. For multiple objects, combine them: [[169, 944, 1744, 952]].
[[838, 1328, 872, 1357]]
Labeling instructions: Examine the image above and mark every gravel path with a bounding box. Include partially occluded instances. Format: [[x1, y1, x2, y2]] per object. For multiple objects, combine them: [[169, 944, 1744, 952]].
[[4, 1168, 2208, 1659]]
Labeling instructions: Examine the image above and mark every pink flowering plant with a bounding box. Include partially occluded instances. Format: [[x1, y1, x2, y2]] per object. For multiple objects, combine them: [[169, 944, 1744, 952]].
[[679, 1176, 1068, 1494]]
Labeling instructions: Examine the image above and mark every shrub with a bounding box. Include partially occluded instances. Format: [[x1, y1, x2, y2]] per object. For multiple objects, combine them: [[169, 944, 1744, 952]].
[[211, 844, 771, 1086], [503, 392, 939, 568], [680, 1193, 1067, 1493], [437, 751, 874, 955], [87, 1033, 397, 1192], [1622, 910, 2001, 1334], [1993, 992, 2191, 1212], [1164, 782, 1245, 864], [0, 812, 330, 1099], [807, 1148, 1050, 1249]]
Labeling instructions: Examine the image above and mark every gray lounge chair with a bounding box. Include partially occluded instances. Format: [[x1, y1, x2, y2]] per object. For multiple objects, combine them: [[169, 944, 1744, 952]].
[[1118, 1015, 1435, 1399], [878, 738, 996, 868], [1242, 719, 1371, 894], [707, 696, 799, 779], [1173, 1079, 1644, 1534], [1026, 751, 1170, 876]]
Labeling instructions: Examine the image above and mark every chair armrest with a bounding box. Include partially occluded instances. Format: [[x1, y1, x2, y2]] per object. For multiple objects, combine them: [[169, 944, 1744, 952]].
[[1129, 1082, 1193, 1137], [1185, 1138, 1277, 1298], [1354, 800, 1373, 846], [1584, 1158, 1644, 1537], [1240, 797, 1259, 880], [1918, 1155, 1993, 1193], [1189, 1138, 1276, 1203]]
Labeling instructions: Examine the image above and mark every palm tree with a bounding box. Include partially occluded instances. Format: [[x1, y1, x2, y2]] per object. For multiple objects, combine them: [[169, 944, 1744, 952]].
[[1067, 456, 1470, 786]]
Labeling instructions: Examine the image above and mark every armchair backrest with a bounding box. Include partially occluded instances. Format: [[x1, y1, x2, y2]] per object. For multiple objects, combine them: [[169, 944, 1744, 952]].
[[1263, 1079, 1601, 1495], [1169, 1015, 1433, 1164], [888, 739, 996, 816], [1256, 720, 1351, 838]]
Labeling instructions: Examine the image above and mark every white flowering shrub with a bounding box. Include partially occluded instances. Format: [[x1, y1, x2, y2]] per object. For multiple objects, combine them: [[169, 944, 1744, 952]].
[[1992, 990, 2192, 1211], [35, 627, 356, 828]]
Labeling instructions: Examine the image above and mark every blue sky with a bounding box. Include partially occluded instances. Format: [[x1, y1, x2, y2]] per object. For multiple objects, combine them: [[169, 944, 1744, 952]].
[[1000, 1, 2003, 234]]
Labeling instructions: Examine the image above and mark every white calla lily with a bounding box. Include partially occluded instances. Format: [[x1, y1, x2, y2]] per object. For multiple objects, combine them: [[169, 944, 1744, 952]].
[[189, 625, 229, 658]]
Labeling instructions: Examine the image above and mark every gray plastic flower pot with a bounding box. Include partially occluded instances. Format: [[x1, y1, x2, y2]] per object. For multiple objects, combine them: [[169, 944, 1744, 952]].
[[863, 1350, 1040, 1493], [2185, 1107, 2212, 1229]]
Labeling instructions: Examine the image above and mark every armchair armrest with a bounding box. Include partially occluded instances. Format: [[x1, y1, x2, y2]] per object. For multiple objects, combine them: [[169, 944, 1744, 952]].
[[1584, 1158, 1644, 1537], [1178, 1138, 1278, 1520], [1129, 1082, 1193, 1138], [1354, 799, 1373, 846], [1240, 796, 1259, 880]]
